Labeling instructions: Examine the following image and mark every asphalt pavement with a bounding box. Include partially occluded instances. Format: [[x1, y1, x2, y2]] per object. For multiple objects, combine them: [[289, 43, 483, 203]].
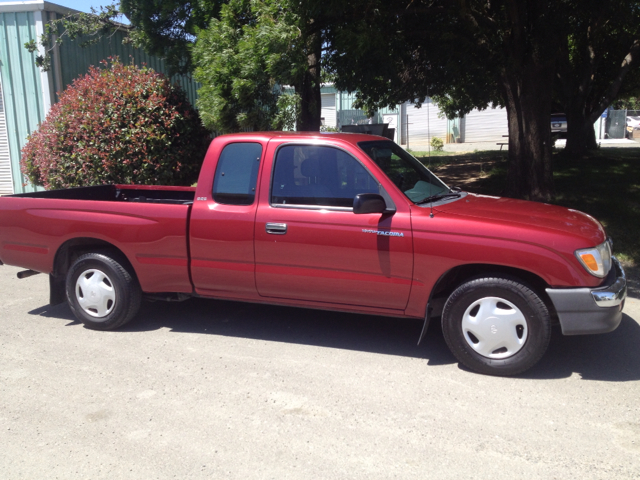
[[1, 264, 639, 479]]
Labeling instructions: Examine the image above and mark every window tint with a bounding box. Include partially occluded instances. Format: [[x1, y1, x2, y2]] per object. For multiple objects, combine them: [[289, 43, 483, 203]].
[[213, 143, 262, 205], [359, 140, 449, 203], [271, 145, 379, 207]]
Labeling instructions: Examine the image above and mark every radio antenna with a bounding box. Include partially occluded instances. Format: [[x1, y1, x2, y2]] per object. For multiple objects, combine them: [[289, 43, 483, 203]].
[[428, 91, 434, 218]]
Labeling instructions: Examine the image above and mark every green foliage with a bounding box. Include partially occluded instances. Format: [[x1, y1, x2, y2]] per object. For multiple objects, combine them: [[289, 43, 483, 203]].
[[23, 1, 224, 76], [193, 0, 324, 132], [192, 0, 296, 132], [275, 93, 301, 131], [430, 137, 444, 152], [613, 97, 640, 110], [325, 0, 640, 199], [21, 58, 210, 190], [555, 0, 640, 147], [26, 0, 328, 132], [327, 1, 555, 116], [24, 3, 129, 72], [120, 0, 226, 75]]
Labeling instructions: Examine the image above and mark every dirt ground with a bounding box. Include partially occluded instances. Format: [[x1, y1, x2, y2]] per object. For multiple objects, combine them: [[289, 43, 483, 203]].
[[429, 154, 503, 191]]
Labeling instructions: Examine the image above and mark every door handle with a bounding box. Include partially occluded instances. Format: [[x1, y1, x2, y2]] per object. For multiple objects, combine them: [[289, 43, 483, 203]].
[[266, 222, 287, 235]]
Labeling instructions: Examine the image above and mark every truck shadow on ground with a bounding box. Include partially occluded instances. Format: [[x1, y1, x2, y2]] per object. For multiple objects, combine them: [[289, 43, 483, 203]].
[[30, 298, 640, 382]]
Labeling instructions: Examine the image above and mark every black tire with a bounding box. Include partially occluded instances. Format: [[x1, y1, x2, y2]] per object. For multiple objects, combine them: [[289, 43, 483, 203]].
[[441, 276, 551, 376], [66, 252, 142, 331]]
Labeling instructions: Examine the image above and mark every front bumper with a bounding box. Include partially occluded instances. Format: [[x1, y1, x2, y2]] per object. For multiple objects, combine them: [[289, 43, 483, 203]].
[[546, 257, 627, 335]]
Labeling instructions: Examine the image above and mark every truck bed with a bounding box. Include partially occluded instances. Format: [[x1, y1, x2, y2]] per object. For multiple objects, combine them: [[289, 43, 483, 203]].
[[9, 184, 196, 205], [0, 184, 195, 293]]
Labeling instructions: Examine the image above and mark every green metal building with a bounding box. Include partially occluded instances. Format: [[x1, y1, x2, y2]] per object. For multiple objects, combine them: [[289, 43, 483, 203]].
[[0, 0, 199, 195]]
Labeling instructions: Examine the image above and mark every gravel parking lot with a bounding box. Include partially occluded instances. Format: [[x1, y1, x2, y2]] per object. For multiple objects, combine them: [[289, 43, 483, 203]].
[[1, 264, 639, 479]]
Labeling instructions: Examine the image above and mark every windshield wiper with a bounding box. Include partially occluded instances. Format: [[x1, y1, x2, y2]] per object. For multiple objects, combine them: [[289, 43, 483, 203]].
[[415, 192, 462, 205]]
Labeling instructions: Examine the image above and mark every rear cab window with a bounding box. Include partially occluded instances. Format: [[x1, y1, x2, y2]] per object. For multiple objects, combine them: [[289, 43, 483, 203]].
[[212, 143, 262, 205]]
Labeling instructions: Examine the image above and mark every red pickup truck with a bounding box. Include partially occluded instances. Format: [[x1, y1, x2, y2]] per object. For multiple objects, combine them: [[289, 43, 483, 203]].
[[0, 132, 627, 375]]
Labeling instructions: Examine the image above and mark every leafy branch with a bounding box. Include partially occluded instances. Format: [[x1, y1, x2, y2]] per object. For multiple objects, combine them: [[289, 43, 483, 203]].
[[24, 3, 129, 71]]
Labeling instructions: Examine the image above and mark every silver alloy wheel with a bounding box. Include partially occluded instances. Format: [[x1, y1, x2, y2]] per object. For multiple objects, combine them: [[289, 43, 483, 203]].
[[461, 296, 528, 359], [75, 269, 116, 320]]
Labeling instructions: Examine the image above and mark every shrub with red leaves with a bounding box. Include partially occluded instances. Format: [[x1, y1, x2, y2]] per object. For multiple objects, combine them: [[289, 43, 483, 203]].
[[22, 58, 210, 189]]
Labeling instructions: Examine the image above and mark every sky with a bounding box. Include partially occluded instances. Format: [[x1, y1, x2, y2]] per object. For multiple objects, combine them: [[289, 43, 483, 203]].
[[0, 1, 118, 14]]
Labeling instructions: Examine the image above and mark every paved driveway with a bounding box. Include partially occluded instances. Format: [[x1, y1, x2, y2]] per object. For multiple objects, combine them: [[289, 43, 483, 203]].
[[1, 264, 639, 479]]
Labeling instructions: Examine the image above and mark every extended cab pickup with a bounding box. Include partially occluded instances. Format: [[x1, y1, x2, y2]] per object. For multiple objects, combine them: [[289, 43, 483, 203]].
[[0, 132, 627, 375]]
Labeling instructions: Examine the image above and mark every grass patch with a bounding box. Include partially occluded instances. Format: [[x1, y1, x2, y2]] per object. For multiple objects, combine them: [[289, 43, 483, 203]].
[[408, 149, 457, 158], [431, 148, 640, 265]]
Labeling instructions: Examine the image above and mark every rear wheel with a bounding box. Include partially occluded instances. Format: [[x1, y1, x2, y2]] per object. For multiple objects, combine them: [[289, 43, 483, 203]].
[[66, 252, 141, 330], [442, 276, 551, 376]]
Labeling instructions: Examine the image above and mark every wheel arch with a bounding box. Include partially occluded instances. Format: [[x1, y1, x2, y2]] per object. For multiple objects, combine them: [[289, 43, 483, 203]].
[[428, 263, 557, 320], [49, 238, 136, 305]]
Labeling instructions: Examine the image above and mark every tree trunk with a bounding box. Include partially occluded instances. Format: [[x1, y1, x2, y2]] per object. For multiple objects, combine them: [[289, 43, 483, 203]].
[[297, 30, 322, 131], [564, 108, 598, 154], [501, 69, 555, 201]]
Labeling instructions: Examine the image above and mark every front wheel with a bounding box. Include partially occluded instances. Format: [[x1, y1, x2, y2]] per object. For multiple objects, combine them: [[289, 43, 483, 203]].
[[66, 252, 142, 330], [441, 276, 551, 376]]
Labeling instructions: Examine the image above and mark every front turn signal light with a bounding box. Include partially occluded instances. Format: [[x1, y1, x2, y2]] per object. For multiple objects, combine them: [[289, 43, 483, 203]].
[[575, 241, 612, 278], [580, 253, 599, 272]]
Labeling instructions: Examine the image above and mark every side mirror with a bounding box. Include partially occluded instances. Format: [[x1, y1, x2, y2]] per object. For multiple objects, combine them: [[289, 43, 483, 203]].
[[353, 193, 389, 214]]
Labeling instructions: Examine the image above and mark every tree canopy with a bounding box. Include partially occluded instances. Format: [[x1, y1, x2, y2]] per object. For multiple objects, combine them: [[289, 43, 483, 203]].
[[326, 0, 561, 199], [555, 0, 640, 153], [25, 0, 640, 199], [192, 0, 300, 132], [120, 0, 225, 74], [324, 0, 640, 199]]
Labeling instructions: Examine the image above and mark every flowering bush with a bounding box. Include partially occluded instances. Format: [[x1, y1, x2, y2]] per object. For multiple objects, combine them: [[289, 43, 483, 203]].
[[22, 58, 210, 189]]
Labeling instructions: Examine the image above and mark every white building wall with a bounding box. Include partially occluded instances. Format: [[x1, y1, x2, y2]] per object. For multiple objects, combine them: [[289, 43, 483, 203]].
[[464, 106, 509, 143], [0, 78, 13, 195], [321, 93, 337, 128], [405, 100, 448, 147]]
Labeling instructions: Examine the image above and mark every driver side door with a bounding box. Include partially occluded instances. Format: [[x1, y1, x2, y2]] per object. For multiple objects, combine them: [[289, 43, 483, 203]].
[[254, 143, 413, 311]]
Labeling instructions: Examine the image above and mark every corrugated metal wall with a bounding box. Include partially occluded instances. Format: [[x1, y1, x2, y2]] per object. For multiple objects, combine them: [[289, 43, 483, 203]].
[[0, 11, 45, 194], [54, 21, 200, 107], [321, 93, 336, 128], [405, 100, 448, 147], [335, 91, 399, 129], [463, 106, 508, 143]]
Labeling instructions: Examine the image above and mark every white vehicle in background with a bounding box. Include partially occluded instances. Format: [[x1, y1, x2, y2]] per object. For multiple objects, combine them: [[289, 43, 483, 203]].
[[626, 116, 640, 138], [626, 116, 640, 128]]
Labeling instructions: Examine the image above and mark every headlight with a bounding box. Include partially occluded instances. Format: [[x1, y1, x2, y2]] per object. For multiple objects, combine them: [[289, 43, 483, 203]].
[[575, 240, 612, 278]]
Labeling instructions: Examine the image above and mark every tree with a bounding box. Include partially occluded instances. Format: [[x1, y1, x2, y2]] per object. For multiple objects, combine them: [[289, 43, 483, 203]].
[[24, 3, 130, 71], [192, 0, 297, 132], [327, 0, 561, 200], [24, 1, 222, 76], [192, 0, 325, 132], [21, 59, 209, 189], [613, 97, 640, 110], [120, 0, 225, 74], [556, 1, 640, 154], [27, 0, 330, 132]]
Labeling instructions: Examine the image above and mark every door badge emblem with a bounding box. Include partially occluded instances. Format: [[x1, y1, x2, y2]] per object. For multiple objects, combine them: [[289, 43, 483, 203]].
[[362, 229, 404, 237]]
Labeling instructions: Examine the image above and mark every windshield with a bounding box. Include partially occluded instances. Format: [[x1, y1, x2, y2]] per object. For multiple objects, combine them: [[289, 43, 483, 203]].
[[358, 140, 450, 203]]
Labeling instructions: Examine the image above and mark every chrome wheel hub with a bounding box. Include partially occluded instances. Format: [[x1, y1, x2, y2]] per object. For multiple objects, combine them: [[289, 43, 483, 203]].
[[75, 269, 116, 319], [461, 297, 528, 359]]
